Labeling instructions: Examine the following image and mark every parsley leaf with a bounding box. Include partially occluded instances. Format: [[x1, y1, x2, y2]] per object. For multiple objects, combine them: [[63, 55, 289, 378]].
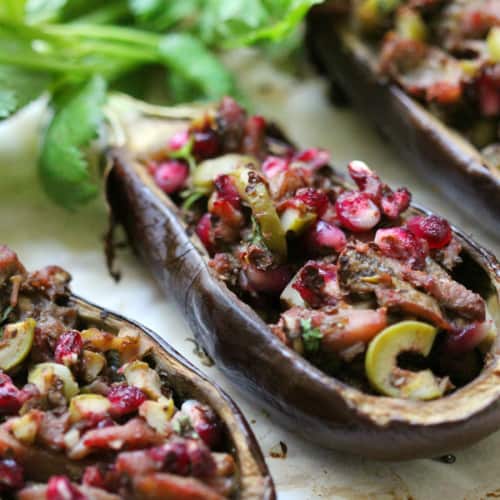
[[300, 318, 323, 353], [39, 75, 107, 209], [159, 33, 237, 103], [0, 65, 52, 119]]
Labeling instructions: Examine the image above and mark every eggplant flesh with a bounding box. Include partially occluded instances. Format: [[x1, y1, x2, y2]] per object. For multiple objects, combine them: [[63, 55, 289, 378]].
[[106, 100, 500, 461], [306, 12, 500, 236], [0, 260, 273, 498]]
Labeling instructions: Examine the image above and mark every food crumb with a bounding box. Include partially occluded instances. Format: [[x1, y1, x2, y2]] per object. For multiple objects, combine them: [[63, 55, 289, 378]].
[[270, 441, 288, 459], [185, 338, 214, 367]]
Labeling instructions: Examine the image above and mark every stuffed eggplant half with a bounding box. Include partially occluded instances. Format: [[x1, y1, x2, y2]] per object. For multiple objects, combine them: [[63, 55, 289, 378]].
[[306, 1, 500, 233], [0, 246, 274, 499], [106, 96, 500, 460]]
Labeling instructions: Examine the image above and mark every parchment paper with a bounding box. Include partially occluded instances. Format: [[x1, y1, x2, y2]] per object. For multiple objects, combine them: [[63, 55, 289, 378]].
[[0, 50, 498, 500]]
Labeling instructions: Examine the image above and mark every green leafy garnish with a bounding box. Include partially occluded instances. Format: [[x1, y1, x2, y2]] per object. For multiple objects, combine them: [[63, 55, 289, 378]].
[[0, 305, 13, 326], [181, 189, 206, 210], [0, 66, 52, 119], [300, 318, 323, 353], [39, 76, 107, 209], [160, 33, 237, 103], [0, 0, 319, 208]]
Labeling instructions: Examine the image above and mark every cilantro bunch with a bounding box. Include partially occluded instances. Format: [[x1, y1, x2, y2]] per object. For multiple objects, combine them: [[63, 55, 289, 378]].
[[0, 0, 321, 208]]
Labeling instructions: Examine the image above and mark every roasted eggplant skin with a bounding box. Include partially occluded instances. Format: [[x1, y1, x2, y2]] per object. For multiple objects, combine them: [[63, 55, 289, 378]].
[[306, 10, 500, 235], [39, 295, 275, 499], [107, 146, 500, 460]]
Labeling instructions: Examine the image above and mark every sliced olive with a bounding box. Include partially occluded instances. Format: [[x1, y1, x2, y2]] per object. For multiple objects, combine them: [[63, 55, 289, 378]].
[[28, 362, 79, 400], [365, 321, 446, 400], [395, 8, 427, 41], [0, 318, 35, 371], [192, 154, 258, 193], [231, 167, 287, 259], [124, 360, 162, 400], [487, 27, 500, 63], [356, 0, 401, 30], [69, 394, 111, 423], [280, 208, 316, 236]]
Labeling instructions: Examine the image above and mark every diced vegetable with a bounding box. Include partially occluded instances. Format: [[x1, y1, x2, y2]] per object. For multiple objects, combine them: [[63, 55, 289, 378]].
[[69, 394, 111, 423], [124, 361, 163, 400]]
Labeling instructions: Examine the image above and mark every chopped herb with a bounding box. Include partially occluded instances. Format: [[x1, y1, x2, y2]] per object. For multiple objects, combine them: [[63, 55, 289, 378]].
[[0, 305, 13, 326], [172, 413, 192, 435], [181, 190, 206, 210], [300, 318, 323, 353]]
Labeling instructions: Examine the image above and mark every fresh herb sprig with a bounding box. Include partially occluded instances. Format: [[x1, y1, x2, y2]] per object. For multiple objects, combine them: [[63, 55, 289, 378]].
[[0, 0, 321, 209]]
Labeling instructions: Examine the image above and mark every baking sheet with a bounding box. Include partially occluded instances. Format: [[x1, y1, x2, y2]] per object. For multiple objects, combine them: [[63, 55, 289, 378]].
[[1, 51, 499, 499]]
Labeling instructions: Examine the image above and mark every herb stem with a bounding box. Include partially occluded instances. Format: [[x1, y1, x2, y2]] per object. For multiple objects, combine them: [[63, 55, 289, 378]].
[[70, 1, 130, 26], [0, 51, 97, 74], [46, 23, 160, 49]]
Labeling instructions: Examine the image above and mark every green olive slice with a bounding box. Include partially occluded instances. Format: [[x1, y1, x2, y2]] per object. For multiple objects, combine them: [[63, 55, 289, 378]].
[[192, 154, 257, 193], [231, 166, 287, 259], [0, 318, 35, 371], [365, 321, 447, 400], [28, 362, 79, 401], [280, 207, 316, 236]]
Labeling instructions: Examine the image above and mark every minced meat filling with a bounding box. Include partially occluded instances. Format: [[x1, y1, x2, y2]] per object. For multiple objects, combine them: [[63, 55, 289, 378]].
[[0, 247, 235, 499], [144, 97, 496, 401], [345, 0, 500, 161]]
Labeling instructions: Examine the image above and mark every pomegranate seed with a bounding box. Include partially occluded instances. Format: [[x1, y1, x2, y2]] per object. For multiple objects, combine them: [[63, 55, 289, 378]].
[[262, 156, 289, 178], [306, 220, 347, 255], [153, 161, 189, 195], [193, 130, 220, 159], [54, 330, 83, 366], [374, 227, 428, 266], [195, 213, 215, 253], [168, 130, 191, 151], [407, 215, 452, 249], [46, 476, 85, 500], [214, 175, 240, 208], [292, 262, 338, 308], [335, 191, 381, 232], [293, 148, 330, 169], [0, 373, 24, 414], [477, 67, 500, 116], [186, 439, 216, 477], [181, 400, 222, 448], [108, 384, 147, 418], [295, 188, 329, 216], [151, 439, 191, 476], [444, 321, 491, 354], [151, 437, 216, 478], [0, 459, 24, 492], [82, 466, 106, 489], [348, 161, 382, 199], [381, 187, 411, 219]]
